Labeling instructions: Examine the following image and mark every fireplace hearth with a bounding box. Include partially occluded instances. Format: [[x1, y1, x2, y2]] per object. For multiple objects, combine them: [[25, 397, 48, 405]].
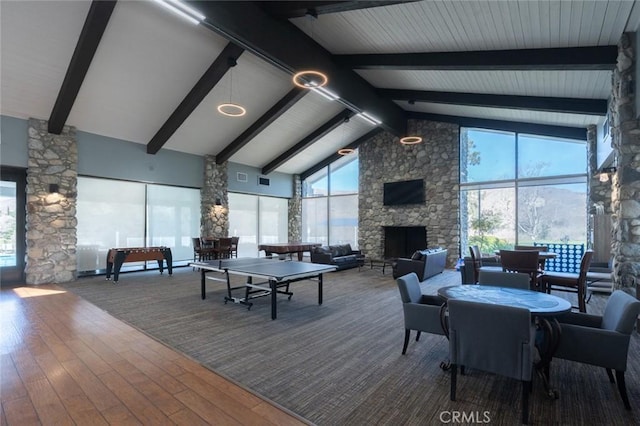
[[383, 226, 427, 259]]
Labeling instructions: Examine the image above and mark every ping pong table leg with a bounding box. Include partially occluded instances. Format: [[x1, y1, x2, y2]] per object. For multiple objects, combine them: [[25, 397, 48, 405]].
[[318, 273, 323, 305], [201, 269, 206, 299], [271, 279, 277, 320]]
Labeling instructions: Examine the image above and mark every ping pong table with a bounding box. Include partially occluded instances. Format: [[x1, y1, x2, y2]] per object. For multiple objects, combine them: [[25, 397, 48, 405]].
[[190, 258, 337, 319]]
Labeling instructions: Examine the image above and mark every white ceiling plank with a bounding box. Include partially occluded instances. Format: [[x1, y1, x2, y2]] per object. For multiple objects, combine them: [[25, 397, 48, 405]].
[[67, 0, 229, 145], [358, 69, 612, 99], [0, 0, 91, 120], [230, 92, 344, 168], [404, 101, 601, 128]]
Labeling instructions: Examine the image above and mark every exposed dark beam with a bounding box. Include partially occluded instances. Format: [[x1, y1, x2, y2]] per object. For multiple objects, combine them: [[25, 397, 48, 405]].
[[262, 109, 355, 175], [260, 1, 418, 19], [335, 46, 618, 71], [48, 0, 117, 134], [216, 87, 308, 164], [300, 127, 384, 180], [191, 1, 407, 137], [379, 89, 607, 116], [147, 43, 244, 154], [407, 111, 587, 141]]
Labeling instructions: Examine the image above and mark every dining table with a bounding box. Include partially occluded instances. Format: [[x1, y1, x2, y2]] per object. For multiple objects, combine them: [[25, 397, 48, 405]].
[[437, 284, 572, 398]]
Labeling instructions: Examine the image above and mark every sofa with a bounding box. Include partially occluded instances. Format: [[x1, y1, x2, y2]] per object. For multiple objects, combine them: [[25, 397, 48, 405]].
[[310, 244, 363, 271], [393, 248, 448, 280]]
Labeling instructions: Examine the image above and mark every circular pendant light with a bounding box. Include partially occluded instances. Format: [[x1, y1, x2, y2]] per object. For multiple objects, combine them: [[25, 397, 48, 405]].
[[399, 136, 423, 145], [217, 57, 246, 118], [217, 103, 246, 117], [293, 70, 328, 88]]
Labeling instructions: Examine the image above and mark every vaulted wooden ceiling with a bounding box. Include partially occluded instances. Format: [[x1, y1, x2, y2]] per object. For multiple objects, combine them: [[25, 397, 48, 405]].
[[2, 1, 638, 177]]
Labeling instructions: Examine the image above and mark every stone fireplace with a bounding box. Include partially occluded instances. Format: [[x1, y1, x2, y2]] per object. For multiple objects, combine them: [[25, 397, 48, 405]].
[[384, 226, 427, 259]]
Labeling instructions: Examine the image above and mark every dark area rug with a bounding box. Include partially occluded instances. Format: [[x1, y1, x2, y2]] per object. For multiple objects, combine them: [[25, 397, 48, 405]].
[[62, 266, 640, 425]]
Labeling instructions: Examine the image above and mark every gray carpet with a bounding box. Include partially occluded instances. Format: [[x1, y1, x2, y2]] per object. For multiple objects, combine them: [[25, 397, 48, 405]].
[[62, 266, 640, 425]]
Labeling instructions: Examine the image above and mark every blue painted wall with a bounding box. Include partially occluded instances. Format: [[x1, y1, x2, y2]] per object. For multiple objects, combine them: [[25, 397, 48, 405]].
[[228, 162, 293, 198], [1, 115, 294, 196], [1, 115, 29, 167], [77, 130, 203, 188]]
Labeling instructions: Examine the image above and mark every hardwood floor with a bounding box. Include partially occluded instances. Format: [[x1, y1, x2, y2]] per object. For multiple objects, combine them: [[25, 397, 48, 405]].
[[0, 284, 309, 425]]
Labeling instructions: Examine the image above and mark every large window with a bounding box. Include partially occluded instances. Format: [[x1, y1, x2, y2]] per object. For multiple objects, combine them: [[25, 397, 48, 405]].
[[460, 128, 587, 256], [302, 154, 359, 248], [76, 177, 200, 274], [228, 193, 288, 257]]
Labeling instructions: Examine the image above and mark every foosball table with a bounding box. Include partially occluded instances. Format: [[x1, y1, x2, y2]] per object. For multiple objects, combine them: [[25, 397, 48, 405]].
[[105, 246, 172, 283]]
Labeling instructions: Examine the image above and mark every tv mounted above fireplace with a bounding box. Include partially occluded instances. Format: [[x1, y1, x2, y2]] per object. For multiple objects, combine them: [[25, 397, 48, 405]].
[[383, 179, 424, 206]]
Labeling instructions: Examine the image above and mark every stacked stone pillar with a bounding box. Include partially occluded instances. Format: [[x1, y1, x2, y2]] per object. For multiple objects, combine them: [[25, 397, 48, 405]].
[[25, 118, 78, 284], [288, 174, 302, 241], [610, 33, 640, 290], [201, 155, 228, 237]]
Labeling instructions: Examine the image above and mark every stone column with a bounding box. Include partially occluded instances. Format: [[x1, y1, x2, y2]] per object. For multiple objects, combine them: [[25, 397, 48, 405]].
[[610, 33, 640, 290], [288, 174, 302, 241], [25, 118, 78, 284], [201, 155, 228, 237]]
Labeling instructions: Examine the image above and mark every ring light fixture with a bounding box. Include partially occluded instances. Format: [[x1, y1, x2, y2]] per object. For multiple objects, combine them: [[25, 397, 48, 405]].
[[293, 70, 328, 88]]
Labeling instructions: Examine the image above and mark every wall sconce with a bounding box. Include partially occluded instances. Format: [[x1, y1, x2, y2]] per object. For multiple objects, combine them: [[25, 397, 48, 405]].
[[598, 167, 617, 182], [49, 184, 59, 193], [215, 198, 222, 206]]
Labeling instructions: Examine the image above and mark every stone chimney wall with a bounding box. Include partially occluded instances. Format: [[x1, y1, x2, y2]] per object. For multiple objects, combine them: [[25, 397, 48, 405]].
[[358, 120, 460, 267]]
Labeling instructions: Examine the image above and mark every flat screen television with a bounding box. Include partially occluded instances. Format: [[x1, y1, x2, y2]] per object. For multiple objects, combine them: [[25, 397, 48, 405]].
[[383, 179, 424, 206]]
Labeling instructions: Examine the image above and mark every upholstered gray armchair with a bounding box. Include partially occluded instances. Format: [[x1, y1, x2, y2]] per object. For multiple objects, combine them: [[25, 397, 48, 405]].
[[554, 290, 640, 410], [477, 270, 531, 289], [448, 299, 536, 425], [396, 273, 445, 355]]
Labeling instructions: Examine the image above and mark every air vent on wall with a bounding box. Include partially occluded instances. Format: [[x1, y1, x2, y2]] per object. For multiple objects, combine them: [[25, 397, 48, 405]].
[[237, 172, 248, 183], [258, 176, 270, 186]]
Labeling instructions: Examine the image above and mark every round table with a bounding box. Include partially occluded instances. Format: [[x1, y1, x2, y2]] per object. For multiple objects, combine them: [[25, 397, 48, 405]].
[[438, 284, 571, 316], [437, 284, 571, 398]]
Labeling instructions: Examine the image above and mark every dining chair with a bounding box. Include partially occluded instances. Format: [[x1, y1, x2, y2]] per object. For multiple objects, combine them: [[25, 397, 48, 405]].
[[499, 249, 541, 291], [515, 245, 550, 269], [540, 250, 593, 313], [553, 290, 640, 409], [215, 237, 233, 259], [230, 236, 239, 258], [192, 237, 203, 263], [477, 270, 530, 290], [468, 245, 501, 284], [396, 273, 445, 355], [448, 299, 536, 424]]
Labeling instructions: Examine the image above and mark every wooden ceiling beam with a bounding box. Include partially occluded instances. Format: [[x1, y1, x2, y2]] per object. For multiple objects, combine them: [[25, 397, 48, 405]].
[[48, 0, 117, 134], [190, 1, 407, 137], [261, 109, 355, 175], [335, 46, 618, 71], [260, 1, 418, 19], [216, 87, 308, 164], [379, 89, 607, 115], [147, 43, 244, 154]]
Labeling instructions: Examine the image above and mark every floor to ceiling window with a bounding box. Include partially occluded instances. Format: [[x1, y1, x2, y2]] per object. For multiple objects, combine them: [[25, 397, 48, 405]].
[[228, 193, 288, 257], [302, 153, 359, 248], [460, 128, 587, 256], [76, 177, 200, 274]]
